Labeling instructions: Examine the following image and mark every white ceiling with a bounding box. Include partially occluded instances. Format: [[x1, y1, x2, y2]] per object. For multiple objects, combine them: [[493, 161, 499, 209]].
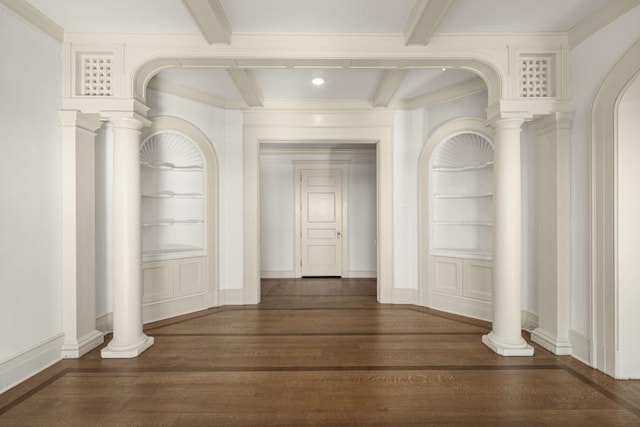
[[24, 0, 613, 104]]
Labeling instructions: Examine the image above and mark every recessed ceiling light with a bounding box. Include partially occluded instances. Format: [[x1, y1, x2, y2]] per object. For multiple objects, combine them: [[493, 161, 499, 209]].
[[441, 67, 447, 71], [312, 77, 325, 86]]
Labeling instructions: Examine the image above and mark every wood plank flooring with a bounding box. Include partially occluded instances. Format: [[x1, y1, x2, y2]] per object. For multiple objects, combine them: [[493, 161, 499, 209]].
[[2, 278, 640, 426]]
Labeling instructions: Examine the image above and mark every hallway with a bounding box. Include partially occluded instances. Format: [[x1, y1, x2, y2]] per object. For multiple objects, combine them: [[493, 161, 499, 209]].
[[1, 279, 640, 425]]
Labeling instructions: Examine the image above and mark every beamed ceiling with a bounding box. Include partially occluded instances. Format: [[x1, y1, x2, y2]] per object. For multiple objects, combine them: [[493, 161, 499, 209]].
[[18, 0, 627, 107]]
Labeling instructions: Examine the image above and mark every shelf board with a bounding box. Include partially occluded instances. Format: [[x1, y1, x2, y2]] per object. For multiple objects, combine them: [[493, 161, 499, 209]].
[[432, 162, 493, 172], [431, 248, 493, 261], [433, 221, 492, 226], [143, 219, 204, 227], [143, 246, 203, 256], [433, 193, 493, 199], [141, 162, 203, 172], [142, 192, 204, 199]]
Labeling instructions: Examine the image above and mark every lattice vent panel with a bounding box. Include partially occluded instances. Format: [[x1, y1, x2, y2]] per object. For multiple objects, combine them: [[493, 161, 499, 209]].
[[520, 56, 553, 98]]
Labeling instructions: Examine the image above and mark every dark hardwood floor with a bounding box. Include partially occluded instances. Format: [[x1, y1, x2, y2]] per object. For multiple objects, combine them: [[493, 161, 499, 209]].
[[2, 278, 640, 425]]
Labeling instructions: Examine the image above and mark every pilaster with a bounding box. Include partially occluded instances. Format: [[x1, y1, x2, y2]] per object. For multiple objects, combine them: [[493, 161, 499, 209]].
[[531, 112, 573, 355], [59, 110, 105, 358], [482, 117, 534, 356]]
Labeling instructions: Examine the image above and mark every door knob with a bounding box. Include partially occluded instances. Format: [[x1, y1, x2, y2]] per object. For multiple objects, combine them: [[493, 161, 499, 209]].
[[337, 231, 341, 239]]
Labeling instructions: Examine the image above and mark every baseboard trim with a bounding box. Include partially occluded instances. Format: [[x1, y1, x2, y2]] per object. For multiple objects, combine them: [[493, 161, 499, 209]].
[[143, 293, 209, 324], [219, 289, 244, 305], [343, 270, 377, 278], [61, 330, 104, 359], [569, 329, 591, 365], [429, 291, 492, 322], [261, 271, 296, 279], [0, 333, 64, 393], [392, 288, 418, 304], [96, 312, 114, 334], [531, 327, 573, 355], [521, 310, 539, 332]]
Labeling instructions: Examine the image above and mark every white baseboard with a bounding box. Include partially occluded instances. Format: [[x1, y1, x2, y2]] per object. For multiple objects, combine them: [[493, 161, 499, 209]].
[[261, 271, 297, 279], [219, 288, 244, 305], [569, 329, 591, 365], [0, 333, 64, 394], [531, 327, 573, 355], [392, 288, 418, 304], [61, 330, 104, 359], [96, 312, 114, 334], [521, 310, 539, 332], [429, 291, 492, 321], [343, 270, 377, 278], [143, 293, 209, 324]]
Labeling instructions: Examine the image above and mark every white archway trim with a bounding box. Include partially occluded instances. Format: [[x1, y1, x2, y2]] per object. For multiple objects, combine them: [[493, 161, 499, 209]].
[[242, 108, 395, 304], [417, 117, 493, 308], [591, 38, 640, 378], [141, 115, 220, 309]]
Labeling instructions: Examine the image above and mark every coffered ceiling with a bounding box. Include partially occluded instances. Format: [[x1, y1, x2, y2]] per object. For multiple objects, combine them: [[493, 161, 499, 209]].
[[19, 0, 633, 107]]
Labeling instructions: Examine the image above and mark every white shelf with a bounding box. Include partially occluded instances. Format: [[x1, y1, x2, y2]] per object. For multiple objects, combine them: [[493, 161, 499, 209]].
[[141, 162, 203, 172], [432, 161, 493, 172], [143, 219, 204, 227], [433, 221, 492, 226], [431, 248, 493, 261], [433, 193, 493, 199], [142, 191, 203, 199]]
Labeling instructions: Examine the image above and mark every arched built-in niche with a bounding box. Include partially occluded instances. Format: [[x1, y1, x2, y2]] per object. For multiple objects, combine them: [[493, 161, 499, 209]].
[[591, 38, 640, 378], [140, 116, 219, 322], [418, 117, 494, 320]]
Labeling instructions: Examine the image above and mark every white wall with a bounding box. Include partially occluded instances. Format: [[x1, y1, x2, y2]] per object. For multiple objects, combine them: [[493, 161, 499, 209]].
[[392, 91, 489, 290], [0, 9, 62, 366], [260, 152, 377, 275], [569, 5, 640, 335]]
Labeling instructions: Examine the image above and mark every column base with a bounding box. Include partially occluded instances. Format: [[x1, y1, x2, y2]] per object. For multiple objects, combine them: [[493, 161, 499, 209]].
[[482, 332, 534, 356], [101, 335, 154, 359], [531, 328, 572, 355], [61, 330, 104, 358]]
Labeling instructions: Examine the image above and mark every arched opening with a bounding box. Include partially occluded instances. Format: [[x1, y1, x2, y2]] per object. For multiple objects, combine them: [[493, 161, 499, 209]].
[[591, 39, 640, 379], [418, 117, 494, 315], [140, 116, 219, 319]]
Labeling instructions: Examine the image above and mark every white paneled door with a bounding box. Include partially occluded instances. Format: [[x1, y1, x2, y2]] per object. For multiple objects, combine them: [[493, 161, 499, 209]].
[[300, 168, 343, 276]]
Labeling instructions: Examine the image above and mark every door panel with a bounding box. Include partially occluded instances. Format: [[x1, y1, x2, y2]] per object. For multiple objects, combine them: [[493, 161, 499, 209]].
[[301, 169, 342, 276]]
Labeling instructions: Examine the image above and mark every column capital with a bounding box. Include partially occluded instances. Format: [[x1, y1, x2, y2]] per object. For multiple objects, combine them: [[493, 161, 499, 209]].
[[107, 116, 151, 131], [489, 116, 526, 131], [58, 110, 102, 132]]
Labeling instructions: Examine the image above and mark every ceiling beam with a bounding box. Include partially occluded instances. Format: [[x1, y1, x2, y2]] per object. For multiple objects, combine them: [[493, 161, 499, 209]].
[[372, 70, 410, 108], [0, 0, 63, 42], [227, 68, 264, 107], [182, 0, 231, 44], [568, 0, 640, 48], [403, 0, 452, 45]]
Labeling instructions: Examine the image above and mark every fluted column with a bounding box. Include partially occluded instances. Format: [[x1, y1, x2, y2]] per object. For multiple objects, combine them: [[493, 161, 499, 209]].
[[101, 116, 154, 358], [482, 117, 534, 356], [60, 110, 104, 358]]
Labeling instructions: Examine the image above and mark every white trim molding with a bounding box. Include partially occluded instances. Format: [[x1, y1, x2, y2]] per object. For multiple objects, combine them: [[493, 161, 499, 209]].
[[392, 288, 419, 305], [372, 70, 409, 108], [96, 312, 114, 334], [569, 329, 591, 366], [261, 271, 297, 279], [391, 77, 486, 110], [521, 310, 539, 332], [343, 270, 377, 278], [182, 0, 231, 44], [147, 78, 246, 110], [219, 289, 244, 306], [568, 0, 640, 48], [0, 334, 64, 394], [404, 0, 453, 45], [0, 0, 64, 42]]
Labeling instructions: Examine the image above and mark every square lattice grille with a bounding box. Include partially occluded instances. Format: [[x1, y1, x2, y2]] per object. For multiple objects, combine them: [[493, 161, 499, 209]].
[[520, 57, 552, 98], [81, 55, 113, 96]]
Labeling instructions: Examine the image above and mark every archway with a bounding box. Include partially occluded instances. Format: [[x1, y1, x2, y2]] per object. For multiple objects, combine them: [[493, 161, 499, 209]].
[[591, 39, 640, 378]]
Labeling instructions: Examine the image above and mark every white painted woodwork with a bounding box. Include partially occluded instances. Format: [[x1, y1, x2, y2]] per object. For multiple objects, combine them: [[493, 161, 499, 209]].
[[372, 70, 409, 108], [101, 117, 154, 359], [59, 111, 104, 358], [143, 257, 206, 307], [462, 258, 492, 302], [0, 0, 63, 41], [226, 68, 264, 107], [530, 113, 573, 356], [431, 256, 462, 296], [299, 167, 344, 277], [404, 0, 452, 45], [568, 0, 640, 47], [182, 0, 231, 44], [616, 74, 640, 378], [482, 118, 533, 356]]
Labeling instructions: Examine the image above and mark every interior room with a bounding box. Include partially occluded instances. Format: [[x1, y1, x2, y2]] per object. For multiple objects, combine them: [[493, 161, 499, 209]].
[[1, 0, 640, 423]]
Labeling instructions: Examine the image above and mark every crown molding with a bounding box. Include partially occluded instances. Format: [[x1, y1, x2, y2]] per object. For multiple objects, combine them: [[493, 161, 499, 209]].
[[404, 0, 452, 45], [182, 0, 231, 44], [0, 0, 63, 42], [260, 147, 376, 156], [568, 0, 639, 48], [390, 76, 486, 110], [147, 78, 247, 109]]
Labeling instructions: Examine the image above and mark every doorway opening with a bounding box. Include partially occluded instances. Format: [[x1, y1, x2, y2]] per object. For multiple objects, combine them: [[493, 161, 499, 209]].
[[259, 143, 377, 284]]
